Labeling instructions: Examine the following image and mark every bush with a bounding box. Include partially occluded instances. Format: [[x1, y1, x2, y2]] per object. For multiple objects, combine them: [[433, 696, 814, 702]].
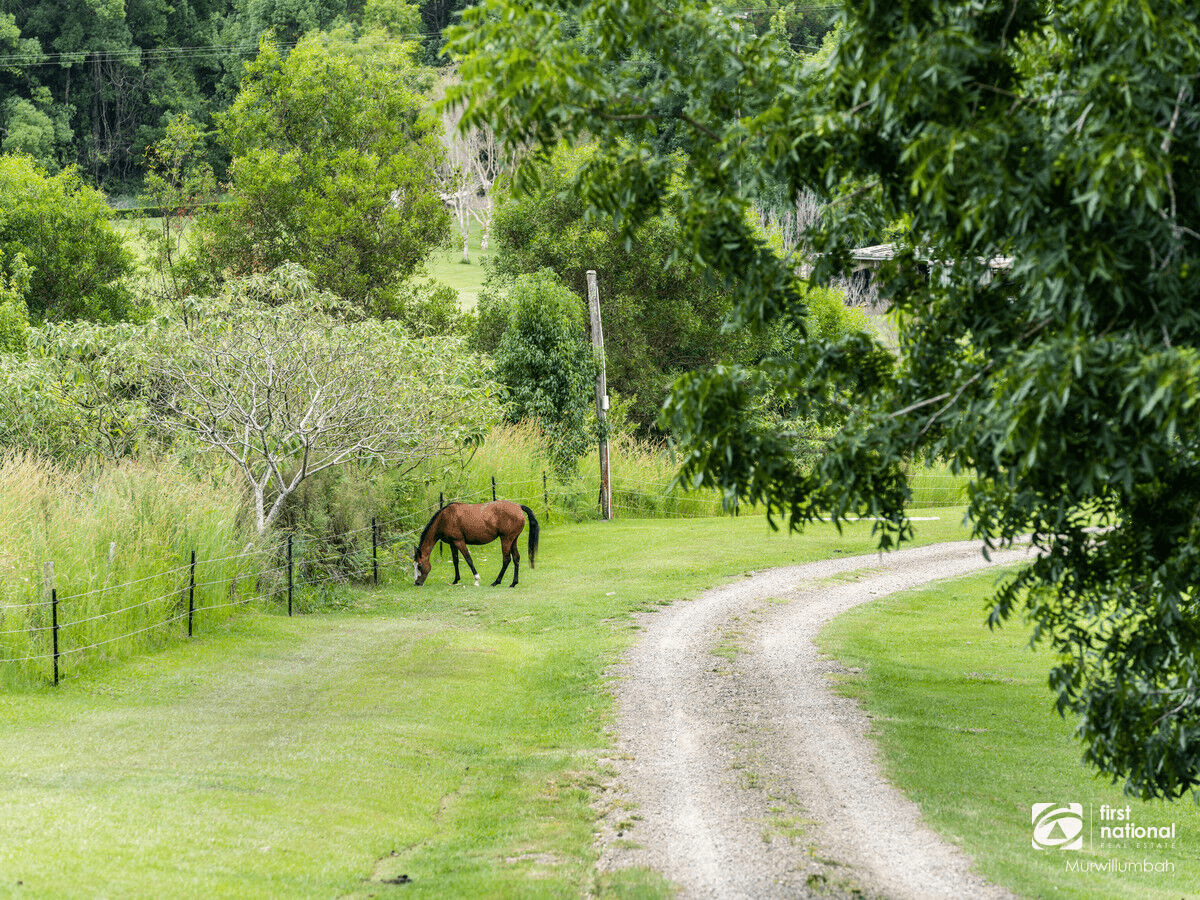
[[0, 154, 139, 323], [493, 270, 595, 476]]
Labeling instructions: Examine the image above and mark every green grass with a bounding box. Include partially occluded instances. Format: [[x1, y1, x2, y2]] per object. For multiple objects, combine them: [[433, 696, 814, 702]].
[[423, 219, 496, 311], [0, 454, 258, 688], [0, 511, 972, 898], [818, 569, 1200, 899]]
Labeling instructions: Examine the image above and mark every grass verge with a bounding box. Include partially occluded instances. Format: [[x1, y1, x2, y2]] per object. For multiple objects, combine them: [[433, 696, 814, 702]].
[[818, 568, 1200, 900], [0, 511, 970, 898]]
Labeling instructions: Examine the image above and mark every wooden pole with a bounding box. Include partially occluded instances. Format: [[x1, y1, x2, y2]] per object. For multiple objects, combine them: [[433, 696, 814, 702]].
[[586, 270, 612, 520]]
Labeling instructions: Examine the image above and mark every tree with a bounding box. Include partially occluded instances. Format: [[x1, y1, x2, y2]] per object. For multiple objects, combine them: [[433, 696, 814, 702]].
[[437, 82, 508, 263], [448, 1, 1200, 799], [492, 270, 595, 476], [0, 154, 139, 322], [191, 30, 449, 314], [488, 144, 789, 430], [150, 265, 496, 534], [139, 113, 217, 309]]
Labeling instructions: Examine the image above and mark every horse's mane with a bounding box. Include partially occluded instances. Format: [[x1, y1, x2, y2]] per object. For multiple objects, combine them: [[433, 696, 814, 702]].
[[415, 505, 448, 557]]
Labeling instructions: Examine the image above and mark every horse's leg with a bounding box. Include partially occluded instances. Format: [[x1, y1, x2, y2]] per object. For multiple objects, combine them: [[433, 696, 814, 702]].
[[492, 536, 515, 586], [509, 543, 521, 587], [450, 543, 461, 584], [456, 541, 480, 586]]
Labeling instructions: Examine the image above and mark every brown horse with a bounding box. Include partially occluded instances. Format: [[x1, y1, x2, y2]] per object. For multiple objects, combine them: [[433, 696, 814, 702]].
[[413, 500, 539, 587]]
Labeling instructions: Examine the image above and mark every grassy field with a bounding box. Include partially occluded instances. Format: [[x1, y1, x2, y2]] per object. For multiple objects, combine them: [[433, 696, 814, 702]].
[[0, 512, 972, 898], [819, 569, 1200, 900], [424, 220, 496, 311]]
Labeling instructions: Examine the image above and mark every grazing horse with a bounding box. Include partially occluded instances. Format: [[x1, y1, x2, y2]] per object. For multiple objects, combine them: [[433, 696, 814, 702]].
[[413, 500, 539, 587]]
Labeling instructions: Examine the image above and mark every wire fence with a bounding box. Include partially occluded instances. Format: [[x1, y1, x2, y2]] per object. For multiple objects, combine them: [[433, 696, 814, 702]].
[[0, 468, 969, 687]]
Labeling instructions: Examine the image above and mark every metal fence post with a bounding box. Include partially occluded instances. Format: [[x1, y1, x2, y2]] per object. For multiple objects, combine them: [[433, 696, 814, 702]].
[[188, 550, 196, 637], [51, 587, 59, 687], [287, 534, 294, 617], [491, 476, 497, 502], [372, 517, 378, 586]]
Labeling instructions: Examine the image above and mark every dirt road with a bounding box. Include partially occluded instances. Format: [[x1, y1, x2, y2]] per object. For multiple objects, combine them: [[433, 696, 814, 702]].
[[596, 540, 1031, 899]]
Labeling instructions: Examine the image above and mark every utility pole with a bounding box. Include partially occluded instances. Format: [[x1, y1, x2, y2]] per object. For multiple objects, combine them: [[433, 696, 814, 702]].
[[586, 270, 612, 520]]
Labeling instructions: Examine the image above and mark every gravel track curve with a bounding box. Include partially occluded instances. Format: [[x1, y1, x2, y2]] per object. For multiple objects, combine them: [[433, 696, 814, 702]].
[[595, 540, 1032, 900]]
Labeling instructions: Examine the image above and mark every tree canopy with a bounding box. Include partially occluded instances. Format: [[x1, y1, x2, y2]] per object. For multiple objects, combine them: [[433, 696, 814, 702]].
[[448, 0, 1200, 799], [190, 30, 449, 314], [489, 144, 785, 429], [0, 154, 138, 323]]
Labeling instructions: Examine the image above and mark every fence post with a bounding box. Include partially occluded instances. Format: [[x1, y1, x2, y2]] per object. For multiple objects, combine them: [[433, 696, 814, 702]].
[[543, 471, 549, 521], [586, 270, 612, 520], [287, 534, 294, 617], [491, 475, 497, 502], [188, 550, 196, 637], [51, 587, 59, 687], [372, 517, 378, 586]]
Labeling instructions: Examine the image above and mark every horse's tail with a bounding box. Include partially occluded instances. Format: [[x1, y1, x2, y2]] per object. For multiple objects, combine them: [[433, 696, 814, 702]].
[[521, 505, 539, 568]]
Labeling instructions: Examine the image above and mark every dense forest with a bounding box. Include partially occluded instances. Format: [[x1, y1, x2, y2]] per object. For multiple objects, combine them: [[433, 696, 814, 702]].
[[0, 0, 837, 193]]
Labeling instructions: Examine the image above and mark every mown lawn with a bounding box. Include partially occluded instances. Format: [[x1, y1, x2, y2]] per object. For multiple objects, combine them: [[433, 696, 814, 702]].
[[0, 512, 970, 898], [819, 568, 1200, 900]]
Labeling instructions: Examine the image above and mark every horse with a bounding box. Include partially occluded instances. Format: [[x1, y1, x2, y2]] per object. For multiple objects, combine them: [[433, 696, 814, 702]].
[[413, 500, 539, 587]]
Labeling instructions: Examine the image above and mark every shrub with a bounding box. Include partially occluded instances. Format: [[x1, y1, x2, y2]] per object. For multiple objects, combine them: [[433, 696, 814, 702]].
[[493, 270, 595, 477], [0, 154, 139, 323]]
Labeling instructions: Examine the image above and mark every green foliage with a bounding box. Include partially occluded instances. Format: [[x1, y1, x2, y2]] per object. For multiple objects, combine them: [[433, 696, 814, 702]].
[[0, 319, 154, 461], [493, 270, 595, 477], [471, 277, 514, 353], [192, 32, 449, 314], [0, 254, 31, 354], [3, 0, 228, 187], [138, 113, 216, 310], [381, 278, 472, 336], [490, 144, 779, 429], [1, 97, 62, 168], [0, 154, 139, 322], [448, 0, 1200, 798]]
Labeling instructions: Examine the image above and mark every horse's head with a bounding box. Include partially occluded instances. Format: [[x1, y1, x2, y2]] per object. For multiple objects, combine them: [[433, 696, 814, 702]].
[[413, 546, 431, 586]]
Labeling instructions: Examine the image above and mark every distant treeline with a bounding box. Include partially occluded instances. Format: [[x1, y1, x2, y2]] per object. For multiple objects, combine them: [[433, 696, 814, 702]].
[[0, 0, 835, 193]]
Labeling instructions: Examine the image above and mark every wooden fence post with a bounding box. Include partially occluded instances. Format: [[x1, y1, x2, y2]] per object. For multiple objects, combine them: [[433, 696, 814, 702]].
[[586, 270, 612, 520]]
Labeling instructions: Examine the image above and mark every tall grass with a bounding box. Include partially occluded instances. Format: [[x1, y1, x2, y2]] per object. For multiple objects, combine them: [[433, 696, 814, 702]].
[[0, 454, 259, 687], [420, 424, 970, 526], [417, 422, 729, 524]]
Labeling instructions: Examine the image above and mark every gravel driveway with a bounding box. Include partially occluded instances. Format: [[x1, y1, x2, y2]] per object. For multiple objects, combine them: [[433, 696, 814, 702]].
[[596, 540, 1031, 899]]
